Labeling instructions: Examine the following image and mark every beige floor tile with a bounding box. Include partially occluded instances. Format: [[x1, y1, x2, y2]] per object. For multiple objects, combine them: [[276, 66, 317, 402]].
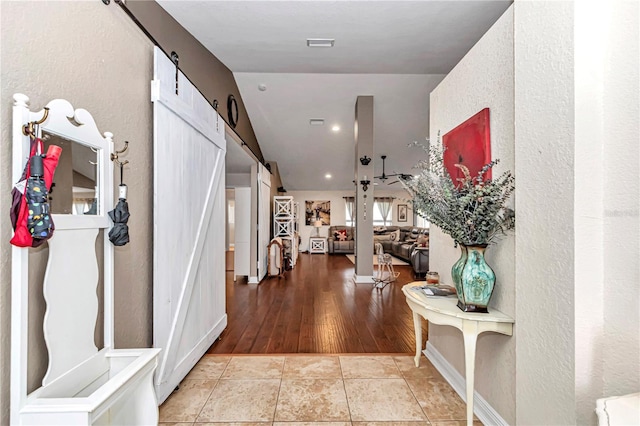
[[159, 423, 194, 426], [283, 356, 342, 379], [405, 377, 468, 421], [344, 378, 427, 422], [273, 423, 351, 426], [196, 379, 280, 422], [352, 422, 430, 426], [221, 356, 285, 379], [340, 356, 402, 379], [159, 379, 216, 422], [275, 379, 351, 422], [393, 356, 442, 380], [186, 355, 231, 380], [196, 423, 271, 426]]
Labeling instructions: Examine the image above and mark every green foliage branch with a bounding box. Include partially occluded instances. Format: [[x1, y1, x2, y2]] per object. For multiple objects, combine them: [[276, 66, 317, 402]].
[[403, 134, 515, 246]]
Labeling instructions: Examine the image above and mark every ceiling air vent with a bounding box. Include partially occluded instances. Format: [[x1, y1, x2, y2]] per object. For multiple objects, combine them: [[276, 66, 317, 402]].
[[309, 119, 325, 126], [306, 38, 335, 48]]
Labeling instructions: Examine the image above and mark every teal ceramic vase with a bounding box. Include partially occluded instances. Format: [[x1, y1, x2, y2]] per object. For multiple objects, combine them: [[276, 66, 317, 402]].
[[451, 244, 495, 313]]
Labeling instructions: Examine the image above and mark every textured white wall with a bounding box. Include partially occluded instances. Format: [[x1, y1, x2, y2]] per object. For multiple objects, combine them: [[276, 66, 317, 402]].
[[514, 1, 576, 424], [428, 7, 516, 423], [0, 2, 153, 422], [227, 173, 252, 187], [288, 188, 413, 252], [515, 2, 640, 424], [600, 0, 640, 406], [574, 0, 605, 422], [430, 1, 639, 423]]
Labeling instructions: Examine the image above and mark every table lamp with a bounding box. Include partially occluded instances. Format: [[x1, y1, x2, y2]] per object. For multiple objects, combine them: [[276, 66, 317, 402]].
[[313, 220, 323, 237]]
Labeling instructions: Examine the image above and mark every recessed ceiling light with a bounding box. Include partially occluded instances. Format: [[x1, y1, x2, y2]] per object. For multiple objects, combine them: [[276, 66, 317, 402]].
[[310, 119, 325, 126], [325, 174, 332, 179], [331, 125, 340, 132], [307, 38, 335, 48]]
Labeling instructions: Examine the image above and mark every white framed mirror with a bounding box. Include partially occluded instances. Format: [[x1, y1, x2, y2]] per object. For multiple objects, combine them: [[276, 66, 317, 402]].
[[17, 98, 114, 230], [42, 131, 100, 216]]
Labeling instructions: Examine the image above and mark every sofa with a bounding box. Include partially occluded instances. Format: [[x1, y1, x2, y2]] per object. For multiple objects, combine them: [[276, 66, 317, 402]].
[[327, 226, 355, 254], [327, 225, 429, 263], [373, 226, 429, 263]]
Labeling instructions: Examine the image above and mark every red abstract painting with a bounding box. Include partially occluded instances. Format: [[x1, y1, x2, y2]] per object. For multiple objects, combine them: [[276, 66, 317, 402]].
[[443, 108, 491, 186]]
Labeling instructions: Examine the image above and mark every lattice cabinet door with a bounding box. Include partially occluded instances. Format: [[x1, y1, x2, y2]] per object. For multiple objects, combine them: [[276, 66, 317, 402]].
[[274, 196, 293, 219], [309, 237, 327, 254], [274, 218, 293, 237]]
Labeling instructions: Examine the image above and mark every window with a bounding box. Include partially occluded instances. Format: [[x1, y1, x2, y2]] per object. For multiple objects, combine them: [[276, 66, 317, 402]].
[[372, 202, 388, 226], [416, 214, 429, 228], [373, 197, 393, 226], [344, 197, 355, 226], [344, 198, 395, 226]]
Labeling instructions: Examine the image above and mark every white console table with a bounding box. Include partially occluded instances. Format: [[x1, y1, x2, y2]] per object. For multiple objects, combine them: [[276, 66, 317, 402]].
[[402, 282, 514, 426], [309, 236, 327, 254]]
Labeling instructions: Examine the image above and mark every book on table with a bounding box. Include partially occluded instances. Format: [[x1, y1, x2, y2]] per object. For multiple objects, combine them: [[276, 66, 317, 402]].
[[413, 284, 457, 297]]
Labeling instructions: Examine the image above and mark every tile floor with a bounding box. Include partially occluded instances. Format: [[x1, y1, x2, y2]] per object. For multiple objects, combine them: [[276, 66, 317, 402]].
[[159, 354, 481, 425]]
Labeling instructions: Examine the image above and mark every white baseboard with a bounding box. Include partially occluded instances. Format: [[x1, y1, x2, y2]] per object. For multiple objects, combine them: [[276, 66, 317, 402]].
[[352, 274, 375, 284], [425, 342, 510, 426], [248, 276, 259, 284]]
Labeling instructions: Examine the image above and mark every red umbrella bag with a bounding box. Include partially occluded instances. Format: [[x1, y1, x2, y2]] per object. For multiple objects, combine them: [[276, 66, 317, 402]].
[[10, 138, 61, 248]]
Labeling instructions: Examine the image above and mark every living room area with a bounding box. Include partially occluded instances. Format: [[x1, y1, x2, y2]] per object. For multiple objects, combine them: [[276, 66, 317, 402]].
[[289, 189, 429, 268]]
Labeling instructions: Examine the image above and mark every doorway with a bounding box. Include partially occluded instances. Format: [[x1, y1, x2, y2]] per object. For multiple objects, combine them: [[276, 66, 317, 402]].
[[224, 131, 257, 281]]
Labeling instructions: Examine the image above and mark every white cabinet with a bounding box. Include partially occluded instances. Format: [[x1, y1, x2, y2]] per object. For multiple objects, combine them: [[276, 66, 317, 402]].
[[274, 196, 299, 266], [309, 237, 327, 254]]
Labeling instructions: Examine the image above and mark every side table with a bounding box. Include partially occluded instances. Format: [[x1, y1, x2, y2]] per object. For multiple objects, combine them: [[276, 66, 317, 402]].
[[309, 236, 327, 254], [402, 282, 514, 426]]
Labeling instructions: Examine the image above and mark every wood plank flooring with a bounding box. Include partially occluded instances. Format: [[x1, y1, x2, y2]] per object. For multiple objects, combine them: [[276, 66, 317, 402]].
[[208, 253, 428, 354]]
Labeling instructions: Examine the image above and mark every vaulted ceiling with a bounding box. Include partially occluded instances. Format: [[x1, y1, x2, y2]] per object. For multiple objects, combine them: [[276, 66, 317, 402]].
[[157, 0, 512, 190]]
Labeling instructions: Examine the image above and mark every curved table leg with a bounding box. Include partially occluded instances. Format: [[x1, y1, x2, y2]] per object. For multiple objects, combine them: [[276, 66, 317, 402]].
[[462, 321, 479, 426], [413, 311, 423, 367]]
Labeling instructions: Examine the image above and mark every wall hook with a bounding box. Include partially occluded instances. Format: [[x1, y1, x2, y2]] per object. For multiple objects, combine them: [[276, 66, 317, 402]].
[[110, 140, 129, 166], [22, 107, 50, 137]]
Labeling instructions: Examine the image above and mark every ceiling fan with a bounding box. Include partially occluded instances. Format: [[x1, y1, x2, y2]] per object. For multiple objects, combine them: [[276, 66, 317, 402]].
[[374, 155, 413, 185]]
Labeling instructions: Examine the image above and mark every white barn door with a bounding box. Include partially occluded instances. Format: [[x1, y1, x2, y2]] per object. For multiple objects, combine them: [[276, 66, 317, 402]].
[[152, 47, 227, 403]]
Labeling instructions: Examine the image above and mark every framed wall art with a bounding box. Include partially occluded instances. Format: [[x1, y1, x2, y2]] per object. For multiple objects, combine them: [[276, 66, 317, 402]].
[[397, 204, 408, 222], [443, 108, 491, 186], [305, 200, 330, 225]]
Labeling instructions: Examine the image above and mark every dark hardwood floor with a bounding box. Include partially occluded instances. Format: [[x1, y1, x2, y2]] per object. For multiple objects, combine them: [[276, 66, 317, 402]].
[[208, 253, 428, 354]]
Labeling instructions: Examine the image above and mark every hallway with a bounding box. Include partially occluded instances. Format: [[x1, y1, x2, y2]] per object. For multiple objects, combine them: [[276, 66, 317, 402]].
[[163, 253, 480, 423], [209, 253, 425, 354]]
